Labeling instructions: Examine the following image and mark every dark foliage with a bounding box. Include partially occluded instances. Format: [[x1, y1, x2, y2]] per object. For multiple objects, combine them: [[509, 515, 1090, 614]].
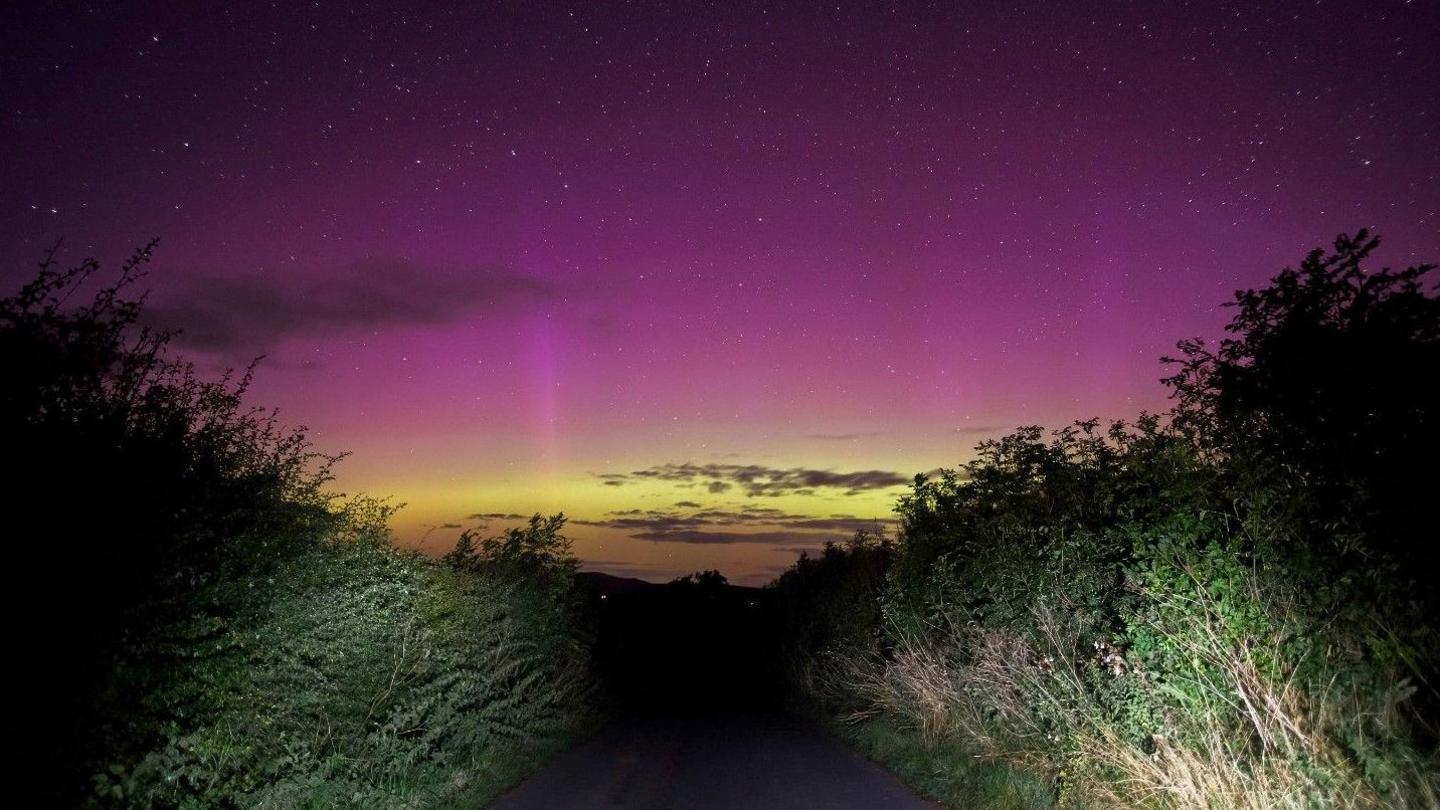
[[444, 513, 581, 612], [583, 573, 776, 715], [670, 569, 730, 590], [1166, 230, 1440, 619], [3, 246, 593, 806], [2, 243, 342, 801], [771, 533, 893, 673], [772, 232, 1440, 807]]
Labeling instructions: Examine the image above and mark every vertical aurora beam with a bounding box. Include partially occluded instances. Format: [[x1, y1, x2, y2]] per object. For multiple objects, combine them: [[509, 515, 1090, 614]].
[[526, 315, 562, 476], [1, 2, 1436, 583]]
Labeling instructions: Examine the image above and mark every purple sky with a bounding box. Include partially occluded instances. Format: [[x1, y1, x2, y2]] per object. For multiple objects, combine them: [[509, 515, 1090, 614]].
[[3, 1, 1437, 583]]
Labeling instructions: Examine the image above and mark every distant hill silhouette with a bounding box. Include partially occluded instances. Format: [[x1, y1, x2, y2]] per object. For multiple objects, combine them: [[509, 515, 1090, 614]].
[[581, 570, 777, 715], [575, 570, 661, 597]]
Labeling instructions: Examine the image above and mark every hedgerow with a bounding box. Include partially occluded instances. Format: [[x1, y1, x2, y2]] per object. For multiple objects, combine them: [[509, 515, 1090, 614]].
[[95, 515, 591, 808], [773, 233, 1440, 808], [3, 244, 593, 807]]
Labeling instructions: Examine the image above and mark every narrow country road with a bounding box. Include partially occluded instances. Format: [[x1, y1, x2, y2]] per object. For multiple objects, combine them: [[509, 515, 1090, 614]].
[[490, 712, 936, 809]]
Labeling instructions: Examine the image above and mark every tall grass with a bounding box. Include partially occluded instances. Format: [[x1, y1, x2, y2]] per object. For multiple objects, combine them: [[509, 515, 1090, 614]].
[[833, 564, 1437, 808], [785, 511, 1438, 808]]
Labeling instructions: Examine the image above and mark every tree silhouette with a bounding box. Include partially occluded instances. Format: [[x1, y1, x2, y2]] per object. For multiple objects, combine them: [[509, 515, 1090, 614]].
[[671, 569, 729, 591], [1165, 230, 1440, 612]]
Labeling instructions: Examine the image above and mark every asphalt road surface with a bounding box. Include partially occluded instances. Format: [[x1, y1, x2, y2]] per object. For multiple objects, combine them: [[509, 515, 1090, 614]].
[[490, 712, 937, 809]]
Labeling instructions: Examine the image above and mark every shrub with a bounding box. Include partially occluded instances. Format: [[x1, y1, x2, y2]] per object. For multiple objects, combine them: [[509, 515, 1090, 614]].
[[443, 513, 581, 615], [3, 242, 347, 802], [773, 233, 1440, 808], [2, 245, 594, 806], [95, 518, 591, 808]]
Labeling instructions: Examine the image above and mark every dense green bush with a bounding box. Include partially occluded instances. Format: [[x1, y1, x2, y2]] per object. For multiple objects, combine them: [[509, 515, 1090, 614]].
[[773, 233, 1440, 808], [94, 513, 591, 808], [4, 242, 341, 800], [3, 245, 593, 806]]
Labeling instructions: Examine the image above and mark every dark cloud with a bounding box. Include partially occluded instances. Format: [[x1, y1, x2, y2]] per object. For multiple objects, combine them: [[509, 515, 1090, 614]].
[[571, 504, 895, 545], [674, 500, 702, 508], [597, 462, 909, 497], [573, 506, 890, 532], [572, 514, 709, 531], [631, 529, 839, 545], [466, 512, 529, 521], [440, 522, 463, 529], [773, 545, 831, 555], [732, 505, 788, 519], [781, 517, 889, 532], [146, 258, 554, 353]]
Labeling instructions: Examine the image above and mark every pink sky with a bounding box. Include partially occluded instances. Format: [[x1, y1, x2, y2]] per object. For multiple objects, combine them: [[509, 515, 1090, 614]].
[[4, 1, 1437, 582]]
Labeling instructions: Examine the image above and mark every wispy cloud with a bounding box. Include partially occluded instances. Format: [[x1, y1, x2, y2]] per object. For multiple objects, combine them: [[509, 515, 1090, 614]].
[[954, 424, 1005, 435], [146, 258, 554, 353], [572, 506, 887, 531], [572, 503, 894, 546], [630, 529, 838, 545], [593, 462, 909, 497]]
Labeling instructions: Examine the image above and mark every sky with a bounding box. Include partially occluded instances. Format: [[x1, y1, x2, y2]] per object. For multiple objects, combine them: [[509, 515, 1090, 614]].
[[2, 1, 1437, 584]]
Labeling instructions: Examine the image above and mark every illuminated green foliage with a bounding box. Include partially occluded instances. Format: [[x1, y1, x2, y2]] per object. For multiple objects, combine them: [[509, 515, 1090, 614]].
[[93, 521, 591, 807]]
